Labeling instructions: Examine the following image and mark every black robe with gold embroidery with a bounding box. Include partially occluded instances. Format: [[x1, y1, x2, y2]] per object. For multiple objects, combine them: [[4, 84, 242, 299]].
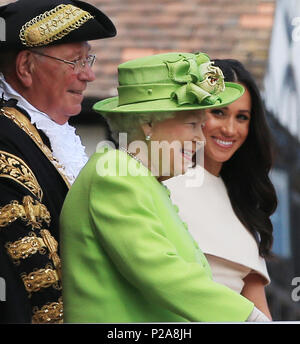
[[0, 105, 69, 323]]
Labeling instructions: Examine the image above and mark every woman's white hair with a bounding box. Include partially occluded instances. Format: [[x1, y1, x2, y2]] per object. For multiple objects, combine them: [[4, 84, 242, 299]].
[[101, 111, 176, 143]]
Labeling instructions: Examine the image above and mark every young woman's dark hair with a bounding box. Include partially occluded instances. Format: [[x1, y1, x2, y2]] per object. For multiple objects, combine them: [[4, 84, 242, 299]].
[[211, 59, 277, 258]]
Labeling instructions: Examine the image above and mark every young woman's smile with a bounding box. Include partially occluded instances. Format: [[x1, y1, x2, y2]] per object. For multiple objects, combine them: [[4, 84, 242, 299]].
[[203, 86, 251, 175]]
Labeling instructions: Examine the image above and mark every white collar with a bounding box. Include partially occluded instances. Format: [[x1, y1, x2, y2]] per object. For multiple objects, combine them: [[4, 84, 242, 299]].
[[0, 73, 88, 184]]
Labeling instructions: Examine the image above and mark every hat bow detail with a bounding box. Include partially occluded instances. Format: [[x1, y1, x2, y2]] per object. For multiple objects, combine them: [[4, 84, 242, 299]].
[[166, 53, 225, 106]]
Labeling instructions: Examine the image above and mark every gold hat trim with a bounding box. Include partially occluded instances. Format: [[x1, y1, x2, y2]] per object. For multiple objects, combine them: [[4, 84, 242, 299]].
[[19, 4, 94, 47]]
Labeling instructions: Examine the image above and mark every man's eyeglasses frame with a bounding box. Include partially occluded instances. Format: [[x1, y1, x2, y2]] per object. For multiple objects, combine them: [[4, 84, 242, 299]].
[[30, 50, 96, 72]]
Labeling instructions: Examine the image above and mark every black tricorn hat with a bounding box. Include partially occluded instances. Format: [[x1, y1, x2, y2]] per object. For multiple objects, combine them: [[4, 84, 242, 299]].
[[0, 0, 117, 50]]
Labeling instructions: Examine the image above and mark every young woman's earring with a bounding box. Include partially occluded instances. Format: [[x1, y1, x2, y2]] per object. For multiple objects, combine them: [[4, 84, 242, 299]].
[[145, 134, 152, 141]]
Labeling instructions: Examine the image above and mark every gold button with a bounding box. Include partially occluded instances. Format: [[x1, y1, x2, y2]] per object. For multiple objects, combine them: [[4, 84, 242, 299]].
[[25, 27, 41, 44]]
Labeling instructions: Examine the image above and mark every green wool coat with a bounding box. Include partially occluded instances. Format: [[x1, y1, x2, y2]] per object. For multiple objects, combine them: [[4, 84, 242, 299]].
[[60, 148, 254, 323]]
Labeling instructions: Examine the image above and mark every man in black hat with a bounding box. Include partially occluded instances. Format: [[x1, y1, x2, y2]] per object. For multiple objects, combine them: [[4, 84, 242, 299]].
[[0, 0, 116, 323]]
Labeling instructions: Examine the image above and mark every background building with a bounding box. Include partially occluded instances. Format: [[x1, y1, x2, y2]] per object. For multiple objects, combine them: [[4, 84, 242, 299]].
[[263, 0, 300, 320]]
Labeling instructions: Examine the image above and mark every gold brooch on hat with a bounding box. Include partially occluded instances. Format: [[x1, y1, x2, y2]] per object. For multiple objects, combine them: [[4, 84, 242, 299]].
[[19, 4, 94, 47]]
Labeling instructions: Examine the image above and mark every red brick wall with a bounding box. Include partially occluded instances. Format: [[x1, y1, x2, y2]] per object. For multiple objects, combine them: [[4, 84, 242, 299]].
[[0, 0, 276, 98], [88, 0, 275, 98]]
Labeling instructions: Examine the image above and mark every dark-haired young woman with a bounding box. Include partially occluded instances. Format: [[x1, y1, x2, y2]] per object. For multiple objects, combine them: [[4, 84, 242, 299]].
[[164, 59, 277, 319]]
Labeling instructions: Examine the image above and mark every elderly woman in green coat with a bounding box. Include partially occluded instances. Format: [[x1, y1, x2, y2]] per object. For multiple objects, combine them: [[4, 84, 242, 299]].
[[60, 52, 269, 322]]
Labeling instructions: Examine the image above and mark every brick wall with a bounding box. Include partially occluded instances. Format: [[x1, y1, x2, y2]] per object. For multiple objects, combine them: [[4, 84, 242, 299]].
[[88, 0, 276, 98], [0, 0, 276, 98]]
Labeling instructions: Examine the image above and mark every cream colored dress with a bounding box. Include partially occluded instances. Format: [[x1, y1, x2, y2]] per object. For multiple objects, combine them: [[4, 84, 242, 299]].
[[164, 166, 270, 294]]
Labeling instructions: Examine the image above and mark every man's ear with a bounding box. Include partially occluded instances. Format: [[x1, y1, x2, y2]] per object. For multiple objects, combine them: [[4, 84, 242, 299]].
[[15, 50, 35, 88]]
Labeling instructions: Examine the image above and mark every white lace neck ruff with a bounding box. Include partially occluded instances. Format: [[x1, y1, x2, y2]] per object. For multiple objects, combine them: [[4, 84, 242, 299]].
[[0, 74, 88, 184]]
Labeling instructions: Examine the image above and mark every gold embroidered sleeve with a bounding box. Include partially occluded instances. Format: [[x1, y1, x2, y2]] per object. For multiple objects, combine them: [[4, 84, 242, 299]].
[[0, 195, 62, 320], [0, 151, 43, 200], [2, 230, 63, 320], [0, 195, 50, 229], [4, 225, 62, 281], [32, 297, 63, 323], [5, 231, 47, 263], [21, 264, 61, 296]]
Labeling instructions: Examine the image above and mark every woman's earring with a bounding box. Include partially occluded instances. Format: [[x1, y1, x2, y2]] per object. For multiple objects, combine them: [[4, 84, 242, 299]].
[[201, 123, 206, 128], [145, 134, 152, 141]]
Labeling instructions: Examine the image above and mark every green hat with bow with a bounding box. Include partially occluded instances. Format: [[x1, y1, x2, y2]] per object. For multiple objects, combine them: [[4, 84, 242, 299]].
[[93, 52, 244, 114]]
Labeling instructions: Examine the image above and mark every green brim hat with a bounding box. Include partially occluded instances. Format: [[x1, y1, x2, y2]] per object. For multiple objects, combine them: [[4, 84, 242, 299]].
[[93, 52, 244, 114]]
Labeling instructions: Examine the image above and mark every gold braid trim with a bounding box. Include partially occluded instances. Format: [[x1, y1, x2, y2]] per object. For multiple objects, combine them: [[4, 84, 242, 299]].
[[0, 151, 43, 200], [40, 229, 62, 281], [21, 265, 61, 296], [5, 232, 47, 263], [5, 229, 61, 280], [19, 4, 94, 47], [1, 107, 71, 189], [0, 195, 50, 229], [32, 297, 63, 324]]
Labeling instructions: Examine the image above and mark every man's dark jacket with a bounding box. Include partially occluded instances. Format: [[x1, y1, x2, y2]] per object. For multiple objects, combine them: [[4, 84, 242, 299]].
[[0, 103, 69, 323]]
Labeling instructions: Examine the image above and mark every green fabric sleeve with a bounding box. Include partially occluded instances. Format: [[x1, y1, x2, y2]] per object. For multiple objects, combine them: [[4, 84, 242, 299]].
[[88, 153, 254, 322]]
